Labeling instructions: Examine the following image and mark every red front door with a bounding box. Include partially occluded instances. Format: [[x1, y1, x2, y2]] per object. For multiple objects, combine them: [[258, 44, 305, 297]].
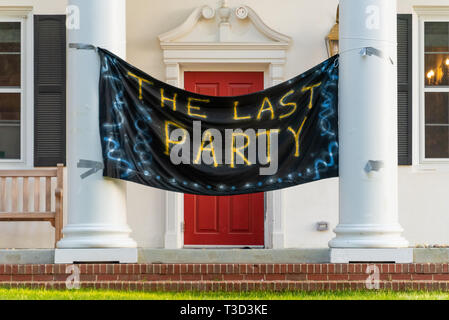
[[184, 72, 265, 246]]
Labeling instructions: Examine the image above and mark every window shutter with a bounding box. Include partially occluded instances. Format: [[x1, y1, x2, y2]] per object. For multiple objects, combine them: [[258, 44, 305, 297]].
[[34, 15, 66, 167], [397, 14, 412, 165]]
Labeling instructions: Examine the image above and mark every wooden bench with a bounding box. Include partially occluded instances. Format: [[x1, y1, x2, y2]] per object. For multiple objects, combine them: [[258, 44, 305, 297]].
[[0, 164, 64, 247]]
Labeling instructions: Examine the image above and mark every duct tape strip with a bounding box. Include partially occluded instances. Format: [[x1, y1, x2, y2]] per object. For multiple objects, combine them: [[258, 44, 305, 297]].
[[69, 43, 97, 51], [360, 47, 394, 65], [364, 160, 384, 173], [78, 159, 104, 179]]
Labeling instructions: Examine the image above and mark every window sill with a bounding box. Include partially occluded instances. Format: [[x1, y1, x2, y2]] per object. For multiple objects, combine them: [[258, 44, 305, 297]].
[[0, 161, 33, 170], [411, 162, 449, 172]]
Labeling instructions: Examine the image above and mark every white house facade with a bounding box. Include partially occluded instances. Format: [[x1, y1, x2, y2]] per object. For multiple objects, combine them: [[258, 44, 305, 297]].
[[0, 0, 448, 264]]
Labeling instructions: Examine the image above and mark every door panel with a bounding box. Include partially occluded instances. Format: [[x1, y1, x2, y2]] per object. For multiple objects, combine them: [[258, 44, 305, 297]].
[[227, 84, 254, 96], [194, 83, 219, 96], [184, 71, 265, 246], [195, 196, 219, 232]]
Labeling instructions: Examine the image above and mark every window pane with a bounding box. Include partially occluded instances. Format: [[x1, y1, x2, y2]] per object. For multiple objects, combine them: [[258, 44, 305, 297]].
[[0, 54, 20, 87], [0, 22, 20, 87], [0, 93, 20, 159], [0, 22, 20, 52], [426, 92, 449, 124], [425, 22, 449, 87], [0, 93, 20, 120], [425, 22, 449, 52], [426, 126, 449, 158], [425, 53, 449, 86]]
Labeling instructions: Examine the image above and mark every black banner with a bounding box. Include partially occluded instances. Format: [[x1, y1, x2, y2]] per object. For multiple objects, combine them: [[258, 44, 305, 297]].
[[99, 48, 339, 195]]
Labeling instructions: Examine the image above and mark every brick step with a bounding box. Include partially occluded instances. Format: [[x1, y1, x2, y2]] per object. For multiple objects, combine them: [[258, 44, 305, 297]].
[[0, 263, 448, 291], [1, 263, 448, 276], [1, 272, 447, 282], [1, 281, 449, 292]]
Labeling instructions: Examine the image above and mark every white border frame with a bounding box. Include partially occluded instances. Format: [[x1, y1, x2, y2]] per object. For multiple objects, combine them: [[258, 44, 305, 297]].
[[0, 7, 33, 169], [415, 6, 449, 169]]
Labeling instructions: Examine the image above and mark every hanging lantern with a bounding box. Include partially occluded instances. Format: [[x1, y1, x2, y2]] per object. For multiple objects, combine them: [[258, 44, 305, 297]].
[[326, 5, 339, 57]]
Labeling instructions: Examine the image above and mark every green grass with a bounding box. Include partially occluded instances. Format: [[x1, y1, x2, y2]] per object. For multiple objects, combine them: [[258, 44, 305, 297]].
[[0, 289, 447, 300]]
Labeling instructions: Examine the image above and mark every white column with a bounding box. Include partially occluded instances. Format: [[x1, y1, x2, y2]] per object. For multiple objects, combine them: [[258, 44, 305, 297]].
[[329, 0, 408, 249], [268, 190, 284, 249], [164, 192, 184, 249], [56, 0, 137, 262]]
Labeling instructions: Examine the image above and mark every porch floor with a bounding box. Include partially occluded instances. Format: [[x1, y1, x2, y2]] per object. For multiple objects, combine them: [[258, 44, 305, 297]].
[[0, 248, 447, 264]]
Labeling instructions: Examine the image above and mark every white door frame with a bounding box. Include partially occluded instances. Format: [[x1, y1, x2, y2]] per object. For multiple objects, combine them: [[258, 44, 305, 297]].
[[161, 45, 288, 249], [158, 4, 291, 249]]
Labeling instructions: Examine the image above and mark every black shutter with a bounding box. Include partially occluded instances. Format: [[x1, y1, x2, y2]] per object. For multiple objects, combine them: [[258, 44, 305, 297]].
[[397, 14, 412, 165], [34, 15, 66, 167]]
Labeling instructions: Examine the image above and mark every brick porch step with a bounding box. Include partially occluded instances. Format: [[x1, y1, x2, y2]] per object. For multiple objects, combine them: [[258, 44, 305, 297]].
[[0, 281, 449, 292], [0, 263, 447, 291]]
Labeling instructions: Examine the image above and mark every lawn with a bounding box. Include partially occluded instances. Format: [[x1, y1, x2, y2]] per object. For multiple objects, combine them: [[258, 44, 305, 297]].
[[0, 289, 447, 300]]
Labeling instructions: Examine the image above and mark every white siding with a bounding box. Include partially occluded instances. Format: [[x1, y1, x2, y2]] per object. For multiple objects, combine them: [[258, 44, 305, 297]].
[[0, 0, 448, 249]]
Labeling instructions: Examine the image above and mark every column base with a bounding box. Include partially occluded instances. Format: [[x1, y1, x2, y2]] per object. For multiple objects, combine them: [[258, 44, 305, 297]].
[[328, 224, 409, 248], [57, 224, 137, 249], [54, 248, 138, 264], [330, 248, 413, 263]]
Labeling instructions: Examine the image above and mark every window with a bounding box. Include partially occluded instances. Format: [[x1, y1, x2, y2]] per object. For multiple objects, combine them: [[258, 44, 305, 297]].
[[0, 20, 22, 161], [423, 21, 449, 161]]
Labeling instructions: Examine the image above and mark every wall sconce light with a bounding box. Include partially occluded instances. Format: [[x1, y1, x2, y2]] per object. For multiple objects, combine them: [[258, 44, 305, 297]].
[[326, 5, 339, 58]]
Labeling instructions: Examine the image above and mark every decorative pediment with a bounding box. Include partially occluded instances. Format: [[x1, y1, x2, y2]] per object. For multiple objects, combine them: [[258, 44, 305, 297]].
[[158, 1, 292, 90], [158, 2, 291, 48]]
